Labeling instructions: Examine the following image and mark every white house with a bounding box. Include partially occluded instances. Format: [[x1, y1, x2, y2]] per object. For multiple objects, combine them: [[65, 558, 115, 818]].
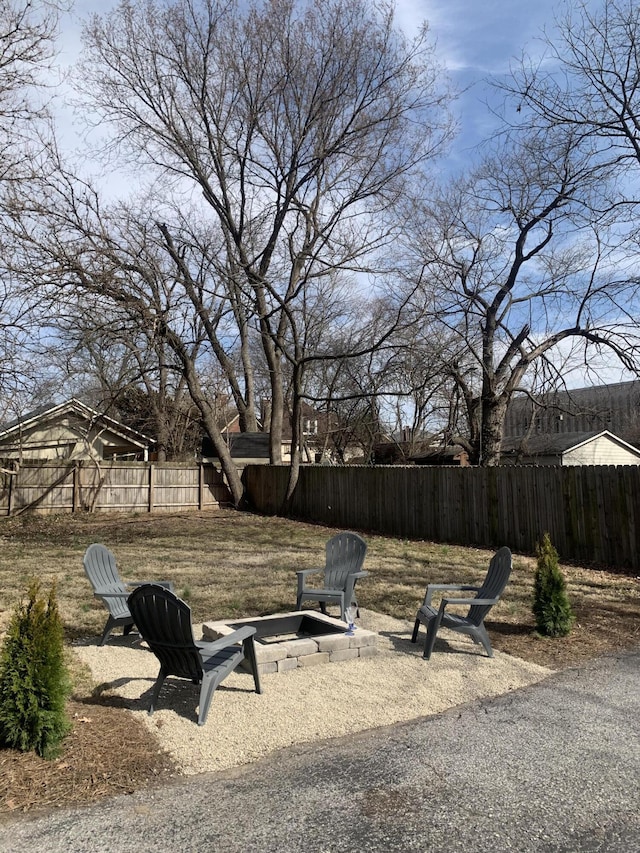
[[500, 430, 640, 466]]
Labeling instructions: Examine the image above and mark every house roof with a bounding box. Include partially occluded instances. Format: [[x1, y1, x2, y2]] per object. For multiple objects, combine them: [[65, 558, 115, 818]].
[[202, 432, 271, 459], [0, 399, 152, 448], [508, 379, 640, 411], [500, 430, 640, 457], [410, 445, 467, 463]]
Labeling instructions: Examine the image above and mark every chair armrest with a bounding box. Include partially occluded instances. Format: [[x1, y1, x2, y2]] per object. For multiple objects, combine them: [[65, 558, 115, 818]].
[[196, 625, 257, 655], [94, 591, 129, 600], [424, 583, 479, 605], [343, 571, 369, 608], [296, 568, 323, 592], [440, 596, 499, 609], [296, 568, 323, 579]]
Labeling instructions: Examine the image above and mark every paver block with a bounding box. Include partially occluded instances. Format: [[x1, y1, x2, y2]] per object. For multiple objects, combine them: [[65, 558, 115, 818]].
[[358, 645, 378, 658], [280, 637, 318, 657], [202, 621, 235, 641], [316, 634, 351, 652], [297, 652, 330, 667], [329, 648, 359, 662], [277, 657, 299, 672], [349, 630, 377, 648], [254, 644, 288, 664]]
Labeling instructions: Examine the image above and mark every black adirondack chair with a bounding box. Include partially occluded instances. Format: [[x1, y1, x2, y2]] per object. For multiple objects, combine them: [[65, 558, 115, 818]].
[[411, 546, 512, 659], [83, 543, 174, 645], [127, 584, 262, 726], [295, 531, 368, 621]]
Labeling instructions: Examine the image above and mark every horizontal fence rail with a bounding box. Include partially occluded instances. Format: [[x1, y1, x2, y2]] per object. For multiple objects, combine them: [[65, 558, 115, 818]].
[[0, 461, 231, 515], [243, 464, 640, 570]]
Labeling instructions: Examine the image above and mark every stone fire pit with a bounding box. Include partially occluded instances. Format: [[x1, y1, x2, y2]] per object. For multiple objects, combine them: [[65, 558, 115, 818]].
[[202, 610, 378, 675]]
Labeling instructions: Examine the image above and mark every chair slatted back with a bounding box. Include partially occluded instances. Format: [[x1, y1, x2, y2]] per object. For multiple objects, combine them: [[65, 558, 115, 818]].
[[324, 532, 367, 590], [83, 543, 130, 620], [128, 584, 203, 683], [468, 546, 512, 626], [83, 543, 121, 591]]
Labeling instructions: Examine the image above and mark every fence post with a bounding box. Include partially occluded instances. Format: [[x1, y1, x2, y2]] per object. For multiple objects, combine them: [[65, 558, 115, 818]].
[[72, 464, 79, 513], [148, 463, 155, 513], [199, 464, 204, 510], [7, 469, 14, 516]]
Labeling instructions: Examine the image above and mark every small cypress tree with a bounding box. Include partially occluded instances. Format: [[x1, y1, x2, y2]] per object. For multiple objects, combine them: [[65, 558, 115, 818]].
[[0, 580, 71, 759], [533, 533, 575, 637]]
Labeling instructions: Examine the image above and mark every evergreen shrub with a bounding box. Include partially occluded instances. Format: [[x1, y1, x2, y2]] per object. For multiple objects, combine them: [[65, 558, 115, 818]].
[[533, 533, 575, 638], [0, 580, 71, 759]]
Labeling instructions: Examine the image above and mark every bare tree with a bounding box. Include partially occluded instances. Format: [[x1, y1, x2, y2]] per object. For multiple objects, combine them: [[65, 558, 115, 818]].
[[49, 308, 204, 461], [0, 0, 66, 172], [75, 0, 453, 472], [5, 162, 253, 502], [505, 0, 640, 186], [407, 125, 640, 465], [0, 1, 68, 413]]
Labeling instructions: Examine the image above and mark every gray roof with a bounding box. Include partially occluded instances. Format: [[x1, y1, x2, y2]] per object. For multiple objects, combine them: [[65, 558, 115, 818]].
[[500, 430, 630, 456], [202, 432, 270, 459]]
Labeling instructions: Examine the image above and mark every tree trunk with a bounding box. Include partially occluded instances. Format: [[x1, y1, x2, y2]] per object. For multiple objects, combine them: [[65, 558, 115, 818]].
[[164, 330, 245, 506], [481, 397, 509, 466], [280, 383, 303, 515]]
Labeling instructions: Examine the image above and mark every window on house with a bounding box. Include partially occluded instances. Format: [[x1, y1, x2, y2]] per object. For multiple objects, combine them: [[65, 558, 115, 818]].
[[303, 418, 318, 435]]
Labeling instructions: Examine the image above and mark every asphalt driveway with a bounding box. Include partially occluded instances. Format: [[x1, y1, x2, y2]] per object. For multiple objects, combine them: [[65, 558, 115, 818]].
[[0, 648, 638, 853]]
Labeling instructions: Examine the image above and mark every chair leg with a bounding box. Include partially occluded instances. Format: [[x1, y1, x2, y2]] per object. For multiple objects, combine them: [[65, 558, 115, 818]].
[[423, 613, 442, 660], [411, 617, 421, 644], [472, 623, 494, 657], [99, 616, 116, 646], [149, 669, 166, 716], [243, 636, 262, 695], [198, 676, 218, 727]]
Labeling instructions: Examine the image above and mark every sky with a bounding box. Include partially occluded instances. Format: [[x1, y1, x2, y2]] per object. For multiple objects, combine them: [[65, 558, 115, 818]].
[[55, 0, 586, 166]]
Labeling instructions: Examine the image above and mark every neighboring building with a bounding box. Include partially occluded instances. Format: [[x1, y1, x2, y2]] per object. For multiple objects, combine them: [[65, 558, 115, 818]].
[[500, 430, 640, 466], [0, 399, 152, 462], [409, 445, 470, 466], [504, 380, 640, 445], [201, 432, 271, 469], [262, 399, 363, 464], [203, 400, 371, 466]]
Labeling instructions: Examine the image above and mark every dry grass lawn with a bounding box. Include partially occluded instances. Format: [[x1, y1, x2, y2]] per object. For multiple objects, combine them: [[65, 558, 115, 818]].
[[0, 508, 638, 819]]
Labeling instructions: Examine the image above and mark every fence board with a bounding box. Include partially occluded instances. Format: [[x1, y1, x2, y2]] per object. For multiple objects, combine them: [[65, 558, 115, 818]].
[[0, 461, 231, 515], [244, 464, 640, 570]]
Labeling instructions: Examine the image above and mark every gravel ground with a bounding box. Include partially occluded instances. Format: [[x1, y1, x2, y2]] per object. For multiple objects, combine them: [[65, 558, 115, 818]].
[[73, 609, 551, 776]]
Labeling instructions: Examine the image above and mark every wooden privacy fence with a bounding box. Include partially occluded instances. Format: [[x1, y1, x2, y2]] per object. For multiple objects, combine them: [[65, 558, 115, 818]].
[[243, 464, 640, 570], [0, 461, 231, 515]]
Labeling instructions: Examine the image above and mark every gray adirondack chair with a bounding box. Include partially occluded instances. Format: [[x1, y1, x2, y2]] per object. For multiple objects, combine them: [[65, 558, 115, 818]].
[[296, 531, 368, 622], [411, 546, 512, 659], [127, 584, 262, 726], [83, 543, 174, 646]]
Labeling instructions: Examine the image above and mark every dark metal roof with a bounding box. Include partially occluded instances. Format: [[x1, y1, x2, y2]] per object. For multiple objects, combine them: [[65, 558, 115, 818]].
[[202, 432, 270, 459]]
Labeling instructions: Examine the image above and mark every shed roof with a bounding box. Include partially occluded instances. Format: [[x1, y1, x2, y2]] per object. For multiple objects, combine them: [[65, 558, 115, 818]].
[[202, 432, 271, 459], [500, 430, 640, 457]]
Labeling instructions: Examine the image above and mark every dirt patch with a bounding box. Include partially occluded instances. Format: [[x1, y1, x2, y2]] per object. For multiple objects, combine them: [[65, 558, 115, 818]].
[[0, 700, 175, 821]]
